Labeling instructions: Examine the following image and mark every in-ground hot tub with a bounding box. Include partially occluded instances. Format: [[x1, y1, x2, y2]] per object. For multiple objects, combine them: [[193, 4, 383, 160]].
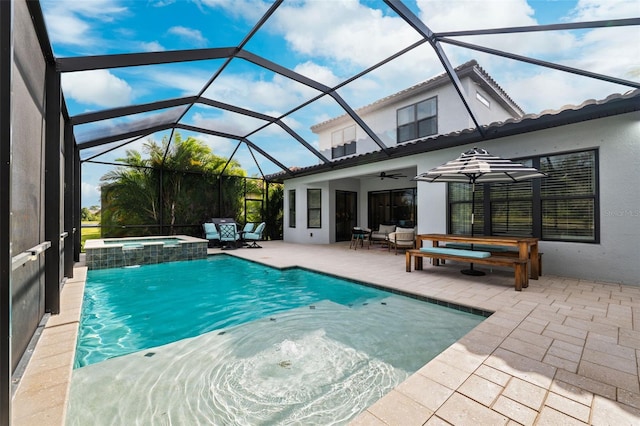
[[84, 235, 208, 270]]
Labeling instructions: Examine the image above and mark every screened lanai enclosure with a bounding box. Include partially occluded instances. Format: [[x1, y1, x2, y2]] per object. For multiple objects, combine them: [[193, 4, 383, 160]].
[[2, 0, 639, 423]]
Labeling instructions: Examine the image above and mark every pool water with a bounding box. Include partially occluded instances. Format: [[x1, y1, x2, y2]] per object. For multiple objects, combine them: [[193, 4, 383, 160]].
[[69, 256, 485, 425], [103, 237, 183, 247], [75, 256, 401, 368]]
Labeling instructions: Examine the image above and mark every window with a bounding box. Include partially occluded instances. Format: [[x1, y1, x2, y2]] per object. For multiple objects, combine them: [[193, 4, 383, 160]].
[[540, 151, 597, 241], [288, 189, 296, 228], [368, 188, 416, 229], [476, 91, 490, 108], [331, 141, 356, 159], [331, 126, 357, 159], [307, 189, 321, 228], [397, 97, 437, 143], [448, 149, 599, 242], [448, 183, 484, 236]]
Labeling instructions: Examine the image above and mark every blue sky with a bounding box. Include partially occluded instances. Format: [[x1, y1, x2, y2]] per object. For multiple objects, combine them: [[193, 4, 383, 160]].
[[40, 0, 639, 207]]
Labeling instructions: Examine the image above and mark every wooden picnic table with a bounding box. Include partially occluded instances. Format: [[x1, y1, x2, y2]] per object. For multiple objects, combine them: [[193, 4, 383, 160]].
[[416, 234, 540, 280]]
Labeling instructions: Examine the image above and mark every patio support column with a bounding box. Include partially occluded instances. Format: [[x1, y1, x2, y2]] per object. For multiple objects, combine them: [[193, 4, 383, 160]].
[[64, 120, 74, 278], [44, 62, 61, 314], [265, 181, 270, 238], [217, 175, 222, 218], [159, 167, 164, 235], [0, 0, 13, 422], [74, 149, 81, 261]]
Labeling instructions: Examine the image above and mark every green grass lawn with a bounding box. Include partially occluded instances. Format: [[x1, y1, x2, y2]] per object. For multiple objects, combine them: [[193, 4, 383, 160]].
[[81, 221, 101, 252]]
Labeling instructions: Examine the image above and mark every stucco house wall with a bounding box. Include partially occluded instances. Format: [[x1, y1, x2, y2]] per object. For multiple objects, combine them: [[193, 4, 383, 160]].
[[284, 110, 640, 285], [313, 62, 522, 160]]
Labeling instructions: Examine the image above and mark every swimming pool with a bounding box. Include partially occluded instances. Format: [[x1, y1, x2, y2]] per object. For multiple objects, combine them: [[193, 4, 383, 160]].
[[68, 256, 486, 424]]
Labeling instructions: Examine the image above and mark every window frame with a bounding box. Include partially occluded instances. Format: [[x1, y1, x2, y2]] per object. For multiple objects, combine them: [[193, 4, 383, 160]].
[[331, 125, 357, 159], [476, 91, 491, 108], [288, 189, 296, 228], [307, 188, 322, 229], [367, 188, 417, 229], [447, 149, 600, 243], [396, 97, 438, 143]]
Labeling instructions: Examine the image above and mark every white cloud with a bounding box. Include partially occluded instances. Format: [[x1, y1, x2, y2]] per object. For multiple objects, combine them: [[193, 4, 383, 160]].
[[133, 67, 213, 99], [293, 61, 341, 87], [203, 72, 311, 112], [416, 0, 536, 31], [139, 41, 165, 52], [569, 0, 639, 21], [62, 70, 133, 108], [410, 0, 638, 113], [271, 114, 303, 132], [81, 181, 101, 206], [167, 26, 208, 46], [43, 12, 92, 47], [195, 134, 237, 157], [572, 26, 640, 80], [41, 0, 128, 49], [272, 0, 421, 73], [198, 0, 272, 22], [191, 111, 266, 137], [503, 66, 631, 115]]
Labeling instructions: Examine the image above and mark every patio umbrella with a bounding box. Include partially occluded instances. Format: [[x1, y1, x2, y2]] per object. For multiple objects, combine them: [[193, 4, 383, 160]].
[[414, 147, 546, 275]]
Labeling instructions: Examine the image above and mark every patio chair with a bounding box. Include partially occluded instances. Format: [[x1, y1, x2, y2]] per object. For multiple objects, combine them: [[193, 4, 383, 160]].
[[387, 227, 415, 255], [243, 222, 266, 248], [239, 223, 254, 246], [202, 222, 220, 247], [350, 227, 372, 250], [371, 224, 396, 245], [219, 222, 240, 250]]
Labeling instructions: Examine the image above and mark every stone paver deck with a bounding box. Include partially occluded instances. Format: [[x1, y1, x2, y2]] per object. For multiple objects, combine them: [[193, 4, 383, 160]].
[[12, 241, 640, 425]]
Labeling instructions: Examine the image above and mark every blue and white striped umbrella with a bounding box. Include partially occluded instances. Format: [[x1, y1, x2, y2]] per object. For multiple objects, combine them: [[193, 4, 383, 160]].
[[414, 147, 547, 184]]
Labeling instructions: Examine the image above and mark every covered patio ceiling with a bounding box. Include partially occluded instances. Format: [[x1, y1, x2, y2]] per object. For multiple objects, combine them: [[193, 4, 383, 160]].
[[36, 0, 640, 183]]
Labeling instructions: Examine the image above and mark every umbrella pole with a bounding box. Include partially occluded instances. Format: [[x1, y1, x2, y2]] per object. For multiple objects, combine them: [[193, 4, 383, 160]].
[[462, 180, 485, 276]]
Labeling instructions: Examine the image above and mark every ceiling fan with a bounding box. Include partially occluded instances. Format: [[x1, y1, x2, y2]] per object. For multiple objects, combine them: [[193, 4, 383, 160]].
[[373, 171, 407, 180]]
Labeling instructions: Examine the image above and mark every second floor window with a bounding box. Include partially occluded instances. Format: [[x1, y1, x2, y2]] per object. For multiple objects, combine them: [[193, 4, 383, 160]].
[[397, 97, 437, 143], [331, 126, 357, 158]]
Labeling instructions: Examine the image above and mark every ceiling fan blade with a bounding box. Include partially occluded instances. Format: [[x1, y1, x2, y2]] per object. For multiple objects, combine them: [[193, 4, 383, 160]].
[[368, 171, 408, 179]]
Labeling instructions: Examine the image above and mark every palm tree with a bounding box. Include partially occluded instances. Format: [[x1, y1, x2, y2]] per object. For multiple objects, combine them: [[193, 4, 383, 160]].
[[100, 133, 246, 236]]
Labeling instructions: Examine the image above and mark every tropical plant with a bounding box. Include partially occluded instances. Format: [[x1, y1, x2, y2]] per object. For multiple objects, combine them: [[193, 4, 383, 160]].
[[265, 182, 284, 240], [100, 133, 246, 236]]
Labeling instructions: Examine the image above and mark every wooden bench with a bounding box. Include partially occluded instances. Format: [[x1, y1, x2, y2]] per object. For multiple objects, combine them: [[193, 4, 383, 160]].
[[406, 247, 529, 291]]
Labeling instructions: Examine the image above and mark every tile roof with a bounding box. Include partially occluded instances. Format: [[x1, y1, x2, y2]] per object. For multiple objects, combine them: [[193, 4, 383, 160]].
[[311, 60, 523, 132]]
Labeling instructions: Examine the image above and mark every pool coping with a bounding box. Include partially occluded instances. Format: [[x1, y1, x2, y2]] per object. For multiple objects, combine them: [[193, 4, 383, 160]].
[[11, 241, 640, 425]]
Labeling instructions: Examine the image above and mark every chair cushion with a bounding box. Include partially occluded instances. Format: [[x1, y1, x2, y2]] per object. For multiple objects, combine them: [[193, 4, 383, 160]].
[[446, 243, 510, 252], [420, 247, 491, 258], [395, 227, 414, 233], [246, 223, 265, 240], [203, 223, 217, 234], [378, 224, 396, 234]]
